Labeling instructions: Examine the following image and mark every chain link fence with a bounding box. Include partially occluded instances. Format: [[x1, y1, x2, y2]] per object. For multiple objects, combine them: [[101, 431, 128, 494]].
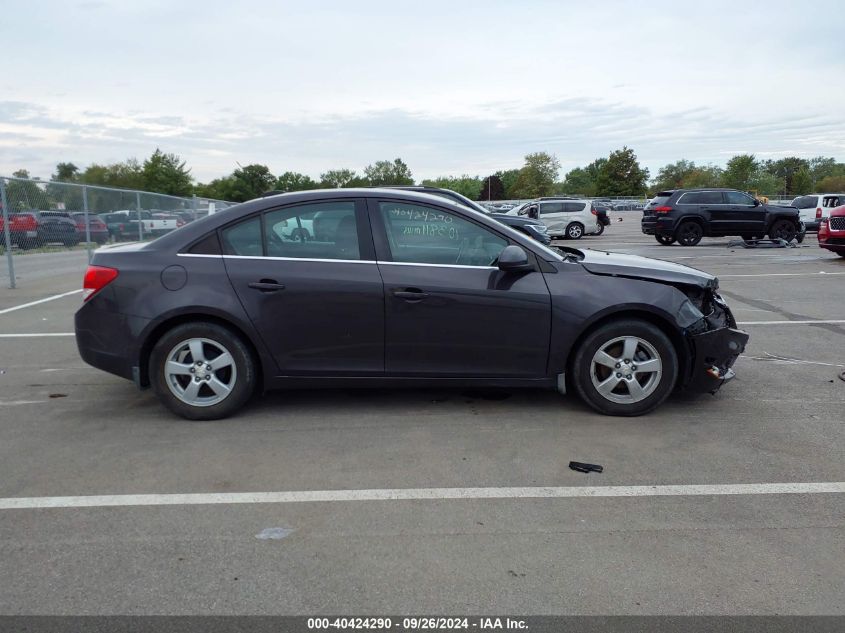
[[0, 175, 234, 288]]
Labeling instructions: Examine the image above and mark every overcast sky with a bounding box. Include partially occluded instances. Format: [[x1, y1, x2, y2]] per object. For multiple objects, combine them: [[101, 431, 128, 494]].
[[2, 0, 844, 183]]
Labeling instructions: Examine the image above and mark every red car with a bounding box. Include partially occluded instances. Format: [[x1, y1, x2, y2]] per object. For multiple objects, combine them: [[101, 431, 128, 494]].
[[818, 205, 845, 258]]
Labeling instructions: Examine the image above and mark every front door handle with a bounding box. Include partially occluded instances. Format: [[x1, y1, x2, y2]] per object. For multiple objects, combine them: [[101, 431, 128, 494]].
[[393, 288, 429, 301], [248, 279, 286, 292]]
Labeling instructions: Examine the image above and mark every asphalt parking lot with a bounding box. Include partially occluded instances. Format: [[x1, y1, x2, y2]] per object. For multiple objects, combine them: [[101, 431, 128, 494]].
[[1, 215, 844, 615]]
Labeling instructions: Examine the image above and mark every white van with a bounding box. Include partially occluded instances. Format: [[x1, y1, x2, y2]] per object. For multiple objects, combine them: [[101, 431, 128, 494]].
[[516, 199, 601, 239], [791, 194, 845, 231]]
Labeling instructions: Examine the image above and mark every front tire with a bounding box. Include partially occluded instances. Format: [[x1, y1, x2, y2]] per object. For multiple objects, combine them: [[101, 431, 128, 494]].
[[768, 219, 797, 242], [566, 222, 584, 239], [149, 321, 256, 420], [676, 221, 703, 246], [571, 319, 678, 416]]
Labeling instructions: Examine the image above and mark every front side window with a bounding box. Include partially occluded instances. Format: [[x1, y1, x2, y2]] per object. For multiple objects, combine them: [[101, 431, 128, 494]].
[[264, 202, 360, 260], [379, 202, 507, 267], [725, 191, 755, 205]]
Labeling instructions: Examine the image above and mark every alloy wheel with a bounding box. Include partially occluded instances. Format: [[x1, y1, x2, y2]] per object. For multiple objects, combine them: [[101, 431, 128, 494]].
[[164, 337, 238, 407], [589, 336, 663, 404]]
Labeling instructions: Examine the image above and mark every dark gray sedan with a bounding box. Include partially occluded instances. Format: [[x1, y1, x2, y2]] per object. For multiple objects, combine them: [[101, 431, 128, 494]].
[[75, 189, 748, 420]]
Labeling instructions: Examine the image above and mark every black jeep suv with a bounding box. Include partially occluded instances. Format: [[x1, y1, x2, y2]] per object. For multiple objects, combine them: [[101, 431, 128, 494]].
[[642, 188, 801, 246]]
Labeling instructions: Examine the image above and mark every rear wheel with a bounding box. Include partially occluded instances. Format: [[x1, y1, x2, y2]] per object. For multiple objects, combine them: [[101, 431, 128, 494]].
[[594, 223, 605, 235], [676, 221, 703, 246], [768, 219, 797, 242], [150, 321, 257, 420], [572, 319, 678, 416], [566, 222, 584, 239], [655, 234, 675, 245]]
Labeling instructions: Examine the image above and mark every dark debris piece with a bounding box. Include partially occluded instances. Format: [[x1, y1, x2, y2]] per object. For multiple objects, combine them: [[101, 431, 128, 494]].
[[569, 461, 603, 474]]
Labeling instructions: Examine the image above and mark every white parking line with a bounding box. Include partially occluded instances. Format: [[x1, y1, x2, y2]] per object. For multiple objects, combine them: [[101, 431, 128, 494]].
[[1, 482, 843, 510], [721, 272, 845, 278], [0, 333, 74, 338], [737, 320, 845, 326], [0, 289, 81, 315]]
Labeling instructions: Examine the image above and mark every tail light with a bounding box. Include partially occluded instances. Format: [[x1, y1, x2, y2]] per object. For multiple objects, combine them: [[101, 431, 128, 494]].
[[83, 265, 119, 301], [177, 220, 185, 227], [653, 206, 673, 213], [118, 223, 125, 231], [590, 206, 598, 216], [816, 208, 823, 219]]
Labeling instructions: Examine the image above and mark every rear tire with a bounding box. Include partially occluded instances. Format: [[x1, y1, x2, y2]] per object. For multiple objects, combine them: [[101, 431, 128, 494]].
[[150, 321, 257, 421], [768, 219, 797, 242], [676, 221, 703, 246], [594, 223, 605, 236], [655, 234, 675, 245], [566, 222, 584, 239], [572, 319, 678, 416]]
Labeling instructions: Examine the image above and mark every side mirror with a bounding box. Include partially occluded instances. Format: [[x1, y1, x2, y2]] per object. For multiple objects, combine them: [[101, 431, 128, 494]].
[[497, 245, 533, 272], [753, 199, 761, 206]]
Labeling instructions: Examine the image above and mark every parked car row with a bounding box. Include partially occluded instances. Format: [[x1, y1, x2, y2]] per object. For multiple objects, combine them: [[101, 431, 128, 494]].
[[1, 208, 196, 249]]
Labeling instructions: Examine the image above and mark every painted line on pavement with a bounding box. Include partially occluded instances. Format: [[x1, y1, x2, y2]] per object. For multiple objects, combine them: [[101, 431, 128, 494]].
[[0, 333, 74, 338], [0, 289, 81, 315], [2, 482, 844, 510], [737, 320, 845, 326], [720, 272, 845, 278]]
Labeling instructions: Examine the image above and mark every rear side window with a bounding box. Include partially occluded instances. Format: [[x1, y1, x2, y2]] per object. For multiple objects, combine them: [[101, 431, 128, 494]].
[[541, 203, 564, 214], [679, 191, 722, 204], [264, 202, 360, 260], [221, 216, 262, 256], [793, 196, 818, 209], [564, 202, 588, 212], [822, 196, 843, 207]]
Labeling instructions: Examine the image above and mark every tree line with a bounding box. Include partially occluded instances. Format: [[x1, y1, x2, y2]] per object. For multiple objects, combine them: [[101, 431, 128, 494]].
[[7, 147, 845, 207]]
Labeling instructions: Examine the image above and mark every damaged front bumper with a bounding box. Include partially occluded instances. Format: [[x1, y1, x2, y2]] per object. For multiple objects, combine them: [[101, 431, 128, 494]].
[[681, 292, 750, 394]]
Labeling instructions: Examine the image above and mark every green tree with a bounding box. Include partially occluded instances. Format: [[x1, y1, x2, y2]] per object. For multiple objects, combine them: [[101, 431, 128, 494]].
[[509, 152, 560, 198], [790, 166, 813, 196], [421, 175, 483, 199], [561, 167, 594, 195], [141, 149, 193, 196], [226, 164, 277, 201], [363, 158, 414, 186], [320, 169, 358, 188], [495, 169, 520, 198], [593, 147, 649, 196], [763, 156, 809, 195], [478, 175, 505, 200], [53, 162, 79, 182], [682, 165, 723, 189], [721, 154, 759, 190], [81, 159, 144, 190], [808, 156, 845, 185], [5, 170, 50, 210], [195, 176, 237, 201], [275, 171, 318, 192], [652, 159, 697, 191], [816, 175, 845, 192]]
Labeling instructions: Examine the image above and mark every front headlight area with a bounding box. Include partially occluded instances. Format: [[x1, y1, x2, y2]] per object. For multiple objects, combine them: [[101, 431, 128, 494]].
[[677, 287, 737, 333]]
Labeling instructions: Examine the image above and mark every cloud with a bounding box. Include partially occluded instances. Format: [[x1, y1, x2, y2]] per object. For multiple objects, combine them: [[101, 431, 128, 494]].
[[1, 97, 844, 182]]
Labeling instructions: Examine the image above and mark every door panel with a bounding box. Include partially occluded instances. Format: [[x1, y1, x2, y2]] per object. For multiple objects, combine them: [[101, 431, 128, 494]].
[[221, 200, 384, 375], [371, 199, 551, 378], [379, 263, 551, 376]]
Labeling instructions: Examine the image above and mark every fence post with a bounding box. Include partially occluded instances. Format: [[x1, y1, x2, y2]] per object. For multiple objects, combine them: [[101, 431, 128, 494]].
[[192, 194, 198, 221], [1, 178, 16, 289], [82, 185, 92, 263], [136, 191, 143, 241]]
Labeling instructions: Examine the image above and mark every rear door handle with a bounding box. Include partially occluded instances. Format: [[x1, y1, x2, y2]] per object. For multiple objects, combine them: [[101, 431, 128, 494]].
[[248, 280, 286, 292], [393, 288, 429, 301]]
